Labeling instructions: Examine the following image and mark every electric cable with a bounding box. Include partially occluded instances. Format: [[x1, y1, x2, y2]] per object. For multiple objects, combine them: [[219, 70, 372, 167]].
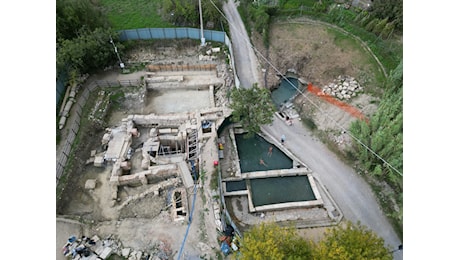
[[207, 0, 402, 176]]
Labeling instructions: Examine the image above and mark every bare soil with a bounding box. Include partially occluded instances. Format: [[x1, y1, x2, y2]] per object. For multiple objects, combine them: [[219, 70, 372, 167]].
[[253, 17, 383, 151], [57, 18, 385, 258], [56, 40, 227, 260]]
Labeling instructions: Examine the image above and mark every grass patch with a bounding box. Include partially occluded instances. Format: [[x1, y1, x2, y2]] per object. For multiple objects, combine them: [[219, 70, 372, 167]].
[[301, 116, 317, 131], [326, 27, 386, 88], [100, 0, 173, 30], [210, 166, 220, 191], [56, 87, 101, 204]]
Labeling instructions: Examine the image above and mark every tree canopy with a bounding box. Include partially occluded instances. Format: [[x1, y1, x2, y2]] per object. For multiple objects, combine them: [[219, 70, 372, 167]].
[[369, 0, 403, 32], [237, 221, 391, 259], [349, 60, 403, 191], [56, 0, 118, 75], [162, 0, 223, 28], [229, 84, 277, 137], [313, 222, 392, 260], [56, 0, 109, 41], [237, 222, 313, 260]]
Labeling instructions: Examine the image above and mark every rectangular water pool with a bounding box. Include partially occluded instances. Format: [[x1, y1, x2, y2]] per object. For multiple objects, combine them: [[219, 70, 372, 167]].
[[250, 175, 316, 207]]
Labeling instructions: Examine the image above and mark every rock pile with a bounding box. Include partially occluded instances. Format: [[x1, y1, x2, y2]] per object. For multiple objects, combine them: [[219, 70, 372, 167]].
[[62, 234, 173, 260], [322, 75, 363, 100]]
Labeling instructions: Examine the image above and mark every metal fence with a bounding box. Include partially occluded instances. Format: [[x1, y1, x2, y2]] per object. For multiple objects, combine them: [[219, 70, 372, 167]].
[[57, 27, 240, 184], [119, 28, 226, 43], [57, 27, 239, 111]]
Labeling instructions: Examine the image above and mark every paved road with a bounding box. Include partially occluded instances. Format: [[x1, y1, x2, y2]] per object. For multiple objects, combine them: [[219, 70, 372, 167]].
[[222, 0, 261, 89], [222, 1, 402, 258], [262, 117, 402, 259]]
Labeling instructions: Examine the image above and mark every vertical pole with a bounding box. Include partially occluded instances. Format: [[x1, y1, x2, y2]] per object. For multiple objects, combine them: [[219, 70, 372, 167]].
[[199, 0, 206, 46]]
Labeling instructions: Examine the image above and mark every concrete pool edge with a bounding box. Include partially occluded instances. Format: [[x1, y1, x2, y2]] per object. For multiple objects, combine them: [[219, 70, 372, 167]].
[[219, 124, 344, 229], [222, 168, 325, 213]]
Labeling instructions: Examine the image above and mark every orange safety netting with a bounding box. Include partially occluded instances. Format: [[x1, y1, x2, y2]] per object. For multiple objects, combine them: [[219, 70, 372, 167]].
[[307, 83, 368, 122]]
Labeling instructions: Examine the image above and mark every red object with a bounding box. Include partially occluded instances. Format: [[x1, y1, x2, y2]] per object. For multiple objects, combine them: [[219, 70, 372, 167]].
[[214, 160, 219, 166], [307, 83, 368, 122]]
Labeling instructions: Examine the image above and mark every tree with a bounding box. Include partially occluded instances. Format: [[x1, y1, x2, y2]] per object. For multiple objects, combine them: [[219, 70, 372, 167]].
[[229, 84, 277, 138], [162, 0, 222, 28], [349, 60, 403, 191], [56, 0, 108, 41], [372, 17, 388, 36], [312, 221, 391, 260], [237, 222, 313, 260], [369, 0, 403, 32], [57, 28, 120, 75]]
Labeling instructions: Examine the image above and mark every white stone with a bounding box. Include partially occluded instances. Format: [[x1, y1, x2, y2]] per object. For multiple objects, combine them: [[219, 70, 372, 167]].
[[99, 247, 113, 259], [122, 248, 131, 257], [85, 179, 97, 189]]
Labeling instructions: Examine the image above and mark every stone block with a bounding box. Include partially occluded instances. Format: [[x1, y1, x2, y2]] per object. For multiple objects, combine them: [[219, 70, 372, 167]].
[[99, 247, 113, 259], [85, 179, 97, 190], [121, 248, 131, 258], [94, 156, 104, 167]]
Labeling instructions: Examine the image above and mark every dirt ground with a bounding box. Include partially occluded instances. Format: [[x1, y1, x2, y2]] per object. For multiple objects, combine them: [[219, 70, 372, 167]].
[[253, 17, 383, 151], [56, 40, 228, 259], [57, 18, 384, 258]]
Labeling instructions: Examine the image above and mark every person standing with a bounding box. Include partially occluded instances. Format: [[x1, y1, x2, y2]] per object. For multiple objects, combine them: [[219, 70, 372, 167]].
[[281, 134, 286, 144], [267, 146, 273, 157]]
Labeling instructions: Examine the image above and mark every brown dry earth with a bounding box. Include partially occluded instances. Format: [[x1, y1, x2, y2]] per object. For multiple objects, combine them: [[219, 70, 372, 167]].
[[254, 17, 383, 148], [56, 42, 227, 260], [56, 17, 388, 259]]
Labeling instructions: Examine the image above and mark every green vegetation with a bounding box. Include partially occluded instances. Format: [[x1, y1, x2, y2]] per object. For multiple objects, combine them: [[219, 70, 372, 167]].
[[210, 165, 220, 191], [99, 0, 224, 31], [236, 0, 403, 237], [326, 27, 386, 87], [349, 61, 403, 235], [56, 86, 100, 202], [56, 0, 121, 76], [237, 0, 279, 47], [238, 0, 402, 73], [56, 0, 109, 40], [237, 222, 313, 260], [100, 0, 173, 30], [229, 84, 277, 138], [237, 221, 391, 259], [368, 0, 403, 32], [313, 221, 392, 259]]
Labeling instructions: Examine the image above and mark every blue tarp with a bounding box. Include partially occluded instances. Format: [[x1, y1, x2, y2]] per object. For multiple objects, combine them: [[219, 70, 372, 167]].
[[221, 242, 231, 255]]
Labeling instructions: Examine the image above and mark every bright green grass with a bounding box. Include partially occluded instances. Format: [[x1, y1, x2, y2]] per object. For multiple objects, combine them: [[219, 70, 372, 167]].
[[100, 0, 173, 30], [281, 0, 317, 9], [325, 26, 386, 90]]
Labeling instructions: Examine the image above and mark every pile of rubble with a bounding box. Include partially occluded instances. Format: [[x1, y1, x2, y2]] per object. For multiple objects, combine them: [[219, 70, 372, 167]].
[[62, 234, 173, 260], [322, 75, 363, 100]]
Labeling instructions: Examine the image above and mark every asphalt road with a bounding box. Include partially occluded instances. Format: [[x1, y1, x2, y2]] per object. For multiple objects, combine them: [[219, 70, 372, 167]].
[[262, 117, 402, 259], [222, 1, 402, 258], [222, 0, 261, 89]]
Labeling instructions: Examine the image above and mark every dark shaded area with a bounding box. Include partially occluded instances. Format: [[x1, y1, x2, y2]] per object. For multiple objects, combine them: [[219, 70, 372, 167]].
[[225, 180, 247, 192], [271, 77, 301, 108]]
